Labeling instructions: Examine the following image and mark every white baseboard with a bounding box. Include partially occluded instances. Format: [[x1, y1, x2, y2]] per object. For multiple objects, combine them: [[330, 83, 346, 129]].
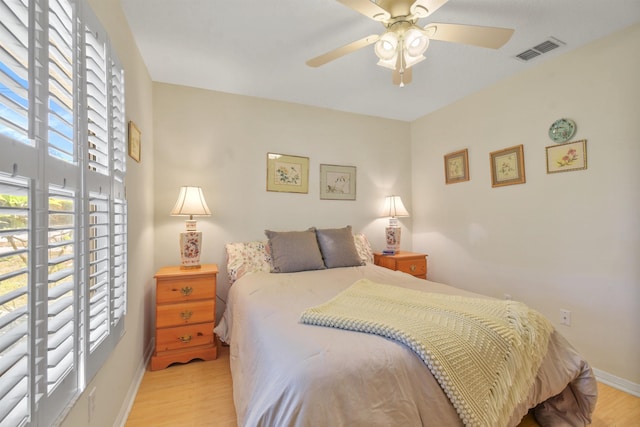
[[115, 338, 155, 427], [593, 368, 640, 397]]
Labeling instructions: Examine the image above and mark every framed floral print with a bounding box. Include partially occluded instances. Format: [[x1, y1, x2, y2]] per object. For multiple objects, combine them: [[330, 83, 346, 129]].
[[490, 144, 526, 187], [320, 164, 356, 200], [128, 121, 141, 162], [444, 149, 470, 184], [546, 139, 587, 174], [266, 153, 309, 193]]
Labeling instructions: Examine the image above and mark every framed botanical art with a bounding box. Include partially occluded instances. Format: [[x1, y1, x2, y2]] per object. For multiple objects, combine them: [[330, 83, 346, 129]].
[[128, 121, 141, 162], [490, 144, 526, 187], [320, 164, 356, 200], [266, 153, 309, 193], [444, 149, 469, 184], [546, 139, 587, 174]]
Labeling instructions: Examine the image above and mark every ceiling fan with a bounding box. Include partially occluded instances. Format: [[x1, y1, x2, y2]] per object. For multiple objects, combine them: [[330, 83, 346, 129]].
[[306, 0, 514, 86]]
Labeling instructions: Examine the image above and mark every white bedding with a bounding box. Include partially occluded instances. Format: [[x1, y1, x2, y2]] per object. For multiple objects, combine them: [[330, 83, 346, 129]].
[[215, 264, 597, 427]]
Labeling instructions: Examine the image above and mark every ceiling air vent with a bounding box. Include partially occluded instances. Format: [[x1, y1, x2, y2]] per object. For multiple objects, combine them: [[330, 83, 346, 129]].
[[516, 49, 541, 61], [515, 37, 566, 62]]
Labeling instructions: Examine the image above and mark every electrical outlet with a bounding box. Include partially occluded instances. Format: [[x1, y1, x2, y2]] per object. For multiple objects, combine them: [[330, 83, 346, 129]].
[[88, 387, 96, 421], [560, 309, 571, 326]]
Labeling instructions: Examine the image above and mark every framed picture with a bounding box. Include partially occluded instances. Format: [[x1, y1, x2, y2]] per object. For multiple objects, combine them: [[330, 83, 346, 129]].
[[128, 121, 141, 162], [546, 139, 587, 174], [320, 164, 356, 200], [490, 144, 526, 187], [266, 153, 309, 193], [444, 149, 470, 184]]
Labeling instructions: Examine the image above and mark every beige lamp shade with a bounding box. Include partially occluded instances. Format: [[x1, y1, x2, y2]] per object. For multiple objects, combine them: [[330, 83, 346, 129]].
[[170, 186, 211, 218], [381, 195, 410, 218]]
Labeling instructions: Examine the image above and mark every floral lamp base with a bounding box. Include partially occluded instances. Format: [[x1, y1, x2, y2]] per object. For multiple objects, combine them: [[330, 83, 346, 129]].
[[385, 226, 401, 252], [179, 231, 202, 269]]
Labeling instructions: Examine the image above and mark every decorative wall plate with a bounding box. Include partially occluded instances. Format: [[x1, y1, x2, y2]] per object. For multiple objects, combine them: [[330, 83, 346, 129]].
[[548, 118, 576, 143]]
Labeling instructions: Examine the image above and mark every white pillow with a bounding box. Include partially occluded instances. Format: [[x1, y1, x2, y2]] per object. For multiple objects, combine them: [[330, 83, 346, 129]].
[[225, 240, 271, 285]]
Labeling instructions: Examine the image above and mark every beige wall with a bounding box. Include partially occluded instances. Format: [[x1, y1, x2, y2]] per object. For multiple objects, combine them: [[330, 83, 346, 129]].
[[60, 0, 155, 426], [152, 83, 413, 307], [410, 23, 640, 385]]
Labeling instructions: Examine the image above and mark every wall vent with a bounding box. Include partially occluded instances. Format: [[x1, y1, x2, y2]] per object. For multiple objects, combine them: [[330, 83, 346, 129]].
[[515, 37, 566, 62]]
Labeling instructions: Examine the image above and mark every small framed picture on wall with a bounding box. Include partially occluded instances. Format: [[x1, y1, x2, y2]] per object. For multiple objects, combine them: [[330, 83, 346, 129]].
[[490, 144, 526, 187], [444, 149, 469, 184], [128, 121, 141, 162], [546, 140, 587, 174], [266, 153, 309, 194], [320, 164, 357, 200]]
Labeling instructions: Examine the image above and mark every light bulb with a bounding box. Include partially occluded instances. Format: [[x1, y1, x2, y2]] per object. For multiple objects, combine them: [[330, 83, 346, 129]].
[[375, 31, 398, 60]]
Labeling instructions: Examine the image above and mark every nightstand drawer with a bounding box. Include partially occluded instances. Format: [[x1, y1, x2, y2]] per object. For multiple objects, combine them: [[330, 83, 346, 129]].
[[156, 322, 215, 351], [156, 276, 216, 304], [156, 300, 215, 328], [396, 258, 426, 277], [373, 252, 428, 280]]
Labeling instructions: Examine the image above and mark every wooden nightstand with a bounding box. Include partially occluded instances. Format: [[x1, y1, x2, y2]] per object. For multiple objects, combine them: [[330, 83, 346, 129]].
[[373, 252, 428, 279], [151, 264, 218, 371]]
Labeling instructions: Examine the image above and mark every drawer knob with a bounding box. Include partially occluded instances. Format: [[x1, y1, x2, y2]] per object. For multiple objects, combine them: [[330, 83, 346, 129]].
[[180, 310, 193, 321], [180, 286, 193, 296], [179, 335, 192, 343], [410, 264, 416, 272]]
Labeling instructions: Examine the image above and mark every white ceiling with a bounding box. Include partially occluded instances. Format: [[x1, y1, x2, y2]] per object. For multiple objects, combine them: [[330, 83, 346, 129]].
[[120, 0, 640, 122]]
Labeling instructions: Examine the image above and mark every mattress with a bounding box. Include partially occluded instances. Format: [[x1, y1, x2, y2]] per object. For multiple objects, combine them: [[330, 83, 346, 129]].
[[215, 264, 597, 427]]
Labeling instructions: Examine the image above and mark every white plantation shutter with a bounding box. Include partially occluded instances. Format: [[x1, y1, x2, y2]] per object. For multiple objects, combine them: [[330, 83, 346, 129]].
[[37, 1, 82, 419], [87, 192, 109, 350], [111, 54, 126, 325], [111, 57, 125, 177], [0, 0, 127, 425], [0, 174, 30, 426], [84, 22, 108, 175], [81, 8, 128, 380], [46, 185, 77, 394], [0, 0, 31, 146], [112, 198, 126, 323], [82, 14, 110, 358], [47, 0, 75, 162]]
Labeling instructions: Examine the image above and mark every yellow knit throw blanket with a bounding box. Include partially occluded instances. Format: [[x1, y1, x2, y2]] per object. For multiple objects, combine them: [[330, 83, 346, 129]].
[[300, 279, 554, 427]]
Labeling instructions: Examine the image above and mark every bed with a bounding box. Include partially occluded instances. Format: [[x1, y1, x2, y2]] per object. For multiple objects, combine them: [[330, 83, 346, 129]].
[[215, 228, 597, 427]]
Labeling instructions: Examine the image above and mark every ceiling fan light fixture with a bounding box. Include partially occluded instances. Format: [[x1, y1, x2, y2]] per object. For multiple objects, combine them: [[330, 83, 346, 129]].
[[404, 27, 429, 57], [375, 31, 399, 70], [374, 31, 398, 60], [403, 51, 426, 68], [377, 55, 399, 70]]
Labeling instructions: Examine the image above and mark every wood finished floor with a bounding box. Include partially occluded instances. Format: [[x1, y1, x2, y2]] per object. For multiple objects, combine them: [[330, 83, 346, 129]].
[[126, 345, 640, 426]]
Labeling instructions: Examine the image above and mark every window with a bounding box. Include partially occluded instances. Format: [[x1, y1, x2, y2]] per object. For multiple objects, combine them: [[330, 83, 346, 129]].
[[0, 0, 127, 425]]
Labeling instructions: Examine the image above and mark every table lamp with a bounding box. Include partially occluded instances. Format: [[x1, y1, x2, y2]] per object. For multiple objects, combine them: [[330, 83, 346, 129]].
[[170, 186, 211, 269], [381, 195, 409, 253]]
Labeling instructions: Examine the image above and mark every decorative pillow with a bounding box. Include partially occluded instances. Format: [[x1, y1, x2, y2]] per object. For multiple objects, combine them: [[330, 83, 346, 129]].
[[354, 233, 374, 264], [225, 240, 272, 285], [315, 226, 364, 268], [265, 229, 326, 273]]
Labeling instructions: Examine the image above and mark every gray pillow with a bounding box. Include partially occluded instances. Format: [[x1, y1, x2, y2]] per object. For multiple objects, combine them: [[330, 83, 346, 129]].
[[315, 226, 364, 269], [265, 229, 326, 273]]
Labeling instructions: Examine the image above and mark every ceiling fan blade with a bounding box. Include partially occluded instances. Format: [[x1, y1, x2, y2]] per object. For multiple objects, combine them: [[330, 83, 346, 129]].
[[410, 0, 451, 18], [424, 23, 514, 49], [337, 0, 391, 21], [392, 67, 412, 86], [306, 35, 379, 67]]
